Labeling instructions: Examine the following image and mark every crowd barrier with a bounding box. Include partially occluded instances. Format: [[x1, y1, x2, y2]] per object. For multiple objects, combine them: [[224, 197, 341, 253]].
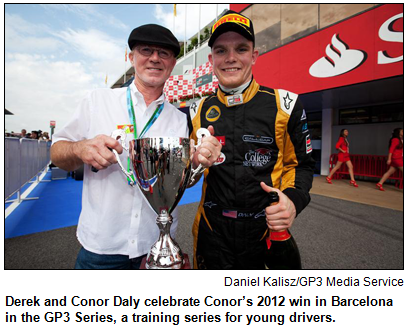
[[5, 137, 51, 203], [329, 154, 403, 189]]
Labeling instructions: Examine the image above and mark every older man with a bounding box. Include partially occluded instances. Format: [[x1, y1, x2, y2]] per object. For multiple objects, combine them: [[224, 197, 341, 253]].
[[190, 11, 315, 269], [51, 24, 221, 269]]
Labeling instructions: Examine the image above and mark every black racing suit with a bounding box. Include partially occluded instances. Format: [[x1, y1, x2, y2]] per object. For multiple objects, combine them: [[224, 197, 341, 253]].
[[190, 79, 315, 269]]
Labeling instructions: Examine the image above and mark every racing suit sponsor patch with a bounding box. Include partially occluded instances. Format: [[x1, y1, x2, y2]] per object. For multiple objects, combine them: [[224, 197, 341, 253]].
[[243, 148, 272, 167], [242, 135, 273, 144], [306, 134, 313, 154], [206, 106, 221, 122], [277, 89, 298, 116], [226, 94, 244, 106], [283, 93, 293, 110], [223, 210, 266, 218], [204, 201, 217, 208], [214, 152, 226, 166], [216, 136, 226, 146], [190, 98, 205, 120], [254, 209, 266, 218], [301, 109, 307, 121]]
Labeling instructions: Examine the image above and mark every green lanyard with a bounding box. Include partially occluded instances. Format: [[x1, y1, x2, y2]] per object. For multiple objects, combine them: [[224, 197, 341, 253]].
[[126, 86, 165, 183]]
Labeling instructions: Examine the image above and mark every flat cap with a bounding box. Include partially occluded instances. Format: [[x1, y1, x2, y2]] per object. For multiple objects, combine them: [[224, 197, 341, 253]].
[[209, 10, 255, 47], [128, 24, 180, 56]]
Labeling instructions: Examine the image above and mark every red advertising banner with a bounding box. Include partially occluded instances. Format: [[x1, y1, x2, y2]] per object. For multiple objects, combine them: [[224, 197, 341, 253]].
[[252, 4, 403, 94]]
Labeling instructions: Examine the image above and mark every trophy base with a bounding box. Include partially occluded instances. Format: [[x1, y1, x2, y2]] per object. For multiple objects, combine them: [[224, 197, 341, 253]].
[[140, 253, 191, 269]]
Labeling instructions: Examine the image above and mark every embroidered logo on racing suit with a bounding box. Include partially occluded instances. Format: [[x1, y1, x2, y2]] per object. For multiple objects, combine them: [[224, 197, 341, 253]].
[[238, 212, 255, 218], [242, 135, 273, 144], [301, 109, 307, 121], [226, 94, 244, 106], [204, 201, 217, 208], [206, 106, 221, 122], [254, 209, 266, 218], [283, 92, 293, 110], [216, 136, 226, 146], [306, 134, 313, 154], [214, 152, 226, 166], [243, 148, 272, 167], [190, 101, 197, 115]]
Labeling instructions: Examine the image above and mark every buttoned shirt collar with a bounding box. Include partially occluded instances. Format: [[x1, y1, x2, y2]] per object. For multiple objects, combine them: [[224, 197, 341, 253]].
[[130, 82, 164, 115]]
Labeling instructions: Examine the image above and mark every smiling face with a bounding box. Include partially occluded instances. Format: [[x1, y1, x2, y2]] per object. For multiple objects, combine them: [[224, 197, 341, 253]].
[[129, 44, 176, 90], [209, 31, 259, 89]]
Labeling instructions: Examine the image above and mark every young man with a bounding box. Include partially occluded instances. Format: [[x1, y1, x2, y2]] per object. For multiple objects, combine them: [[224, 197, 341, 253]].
[[190, 11, 315, 269], [51, 24, 221, 269]]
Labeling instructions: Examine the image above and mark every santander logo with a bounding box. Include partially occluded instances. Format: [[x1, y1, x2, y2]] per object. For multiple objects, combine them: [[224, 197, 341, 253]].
[[309, 34, 366, 78]]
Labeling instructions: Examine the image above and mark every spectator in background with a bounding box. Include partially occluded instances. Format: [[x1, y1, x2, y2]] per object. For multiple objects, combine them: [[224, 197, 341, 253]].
[[42, 132, 50, 141], [21, 129, 27, 138], [326, 129, 358, 187], [31, 131, 39, 139], [376, 128, 403, 191]]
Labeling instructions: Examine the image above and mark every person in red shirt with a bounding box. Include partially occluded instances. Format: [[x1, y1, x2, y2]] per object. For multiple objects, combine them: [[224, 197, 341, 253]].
[[326, 129, 358, 187], [376, 128, 403, 191]]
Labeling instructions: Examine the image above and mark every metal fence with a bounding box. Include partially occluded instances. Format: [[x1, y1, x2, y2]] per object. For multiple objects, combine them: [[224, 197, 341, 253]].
[[329, 153, 403, 188], [5, 137, 51, 202]]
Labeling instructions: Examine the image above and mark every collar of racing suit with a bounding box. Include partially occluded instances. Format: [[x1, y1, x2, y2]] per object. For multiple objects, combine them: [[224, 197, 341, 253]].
[[218, 79, 251, 95], [216, 78, 260, 107]]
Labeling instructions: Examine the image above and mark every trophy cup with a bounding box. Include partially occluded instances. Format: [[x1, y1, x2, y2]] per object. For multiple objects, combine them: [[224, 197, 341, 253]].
[[111, 128, 209, 269]]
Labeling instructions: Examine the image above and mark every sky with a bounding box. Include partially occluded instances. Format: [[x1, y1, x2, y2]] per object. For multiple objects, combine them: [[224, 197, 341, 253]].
[[4, 3, 229, 135]]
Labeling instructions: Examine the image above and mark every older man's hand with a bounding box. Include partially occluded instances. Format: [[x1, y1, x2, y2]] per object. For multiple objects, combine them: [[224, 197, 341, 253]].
[[74, 135, 123, 171]]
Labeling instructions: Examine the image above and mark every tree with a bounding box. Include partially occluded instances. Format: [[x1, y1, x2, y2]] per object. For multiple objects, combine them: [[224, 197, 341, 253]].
[[191, 36, 198, 48], [177, 45, 184, 59], [203, 27, 210, 40]]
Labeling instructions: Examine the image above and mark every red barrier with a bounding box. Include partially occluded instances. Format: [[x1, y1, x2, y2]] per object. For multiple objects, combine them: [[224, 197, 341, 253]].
[[329, 154, 403, 189]]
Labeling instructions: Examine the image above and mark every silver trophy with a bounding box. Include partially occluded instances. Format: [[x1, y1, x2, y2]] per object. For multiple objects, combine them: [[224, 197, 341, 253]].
[[112, 128, 209, 269]]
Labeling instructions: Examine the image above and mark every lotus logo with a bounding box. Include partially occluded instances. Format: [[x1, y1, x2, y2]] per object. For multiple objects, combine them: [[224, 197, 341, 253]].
[[309, 34, 366, 78]]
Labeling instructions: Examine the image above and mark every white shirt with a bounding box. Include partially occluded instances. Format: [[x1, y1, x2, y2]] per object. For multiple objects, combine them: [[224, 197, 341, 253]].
[[52, 83, 189, 258]]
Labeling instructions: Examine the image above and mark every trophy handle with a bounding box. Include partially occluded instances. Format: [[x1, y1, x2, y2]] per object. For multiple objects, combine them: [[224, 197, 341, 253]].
[[189, 128, 211, 184], [111, 129, 136, 186], [190, 164, 205, 184]]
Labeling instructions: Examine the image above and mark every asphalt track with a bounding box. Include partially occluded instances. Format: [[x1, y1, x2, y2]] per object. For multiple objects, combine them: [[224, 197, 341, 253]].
[[4, 173, 404, 270]]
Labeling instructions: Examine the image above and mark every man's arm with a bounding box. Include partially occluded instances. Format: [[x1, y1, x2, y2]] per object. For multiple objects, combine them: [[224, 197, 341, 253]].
[[263, 96, 315, 231], [281, 98, 315, 216], [51, 135, 123, 172]]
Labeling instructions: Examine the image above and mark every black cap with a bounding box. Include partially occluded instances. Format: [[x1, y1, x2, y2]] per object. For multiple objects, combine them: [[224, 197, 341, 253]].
[[128, 24, 180, 56], [209, 10, 255, 47]]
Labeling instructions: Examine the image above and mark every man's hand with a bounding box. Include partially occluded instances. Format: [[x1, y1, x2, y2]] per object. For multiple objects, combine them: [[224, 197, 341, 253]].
[[191, 125, 222, 169], [260, 182, 297, 231], [73, 135, 123, 171]]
